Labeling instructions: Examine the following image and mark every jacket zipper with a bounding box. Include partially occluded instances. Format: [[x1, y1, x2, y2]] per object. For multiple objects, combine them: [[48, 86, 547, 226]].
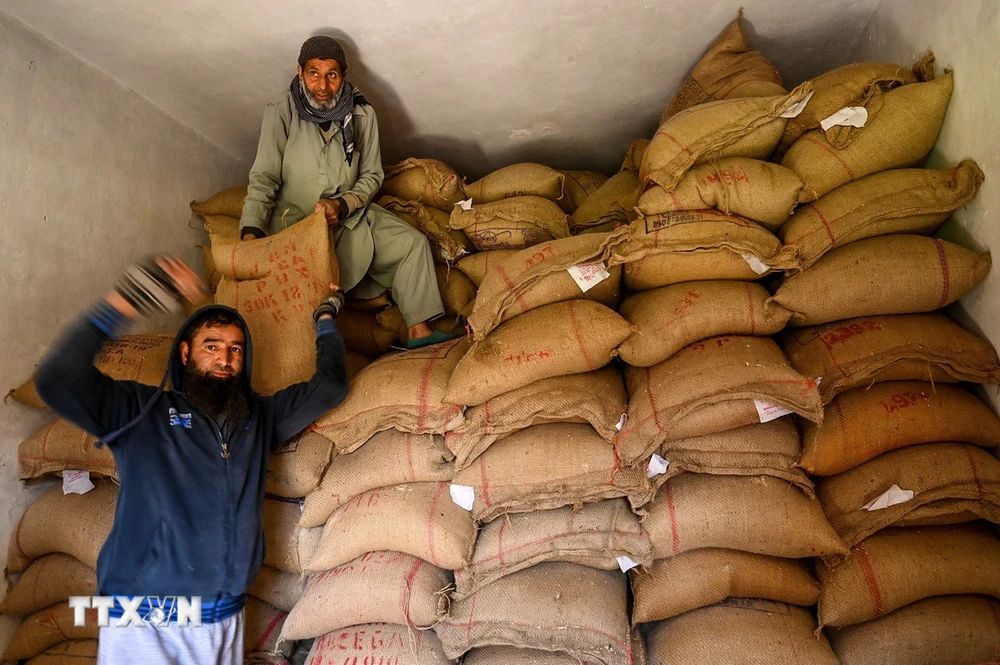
[[209, 417, 236, 599]]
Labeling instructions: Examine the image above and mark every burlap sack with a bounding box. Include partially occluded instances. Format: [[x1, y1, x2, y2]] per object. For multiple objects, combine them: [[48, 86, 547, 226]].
[[446, 368, 627, 471], [2, 603, 97, 660], [455, 249, 518, 287], [781, 71, 953, 198], [0, 553, 96, 616], [771, 235, 991, 326], [383, 158, 466, 211], [282, 551, 449, 639], [465, 646, 601, 665], [636, 158, 814, 230], [827, 594, 1000, 665], [25, 639, 98, 665], [313, 338, 468, 453], [378, 196, 476, 263], [300, 430, 454, 528], [454, 499, 651, 600], [631, 549, 820, 624], [378, 303, 467, 346], [446, 301, 633, 406], [617, 336, 822, 465], [645, 600, 839, 665], [248, 564, 304, 613], [618, 281, 791, 367], [654, 419, 813, 496], [304, 482, 476, 572], [18, 418, 116, 480], [559, 171, 610, 213], [621, 140, 650, 172], [244, 596, 288, 655], [213, 212, 334, 395], [640, 86, 809, 191], [779, 160, 984, 269], [465, 163, 565, 204], [467, 231, 629, 339], [817, 524, 1000, 627], [190, 184, 248, 218], [436, 563, 633, 665], [435, 264, 477, 317], [570, 170, 640, 231], [452, 424, 651, 522], [661, 12, 785, 122], [449, 196, 571, 251], [645, 474, 845, 559], [263, 495, 302, 573], [782, 313, 1000, 403], [800, 381, 1000, 475], [6, 480, 116, 573], [200, 214, 241, 291], [8, 333, 173, 411], [623, 249, 764, 290], [265, 432, 334, 499], [305, 623, 453, 665], [817, 443, 1000, 549], [337, 308, 397, 356]]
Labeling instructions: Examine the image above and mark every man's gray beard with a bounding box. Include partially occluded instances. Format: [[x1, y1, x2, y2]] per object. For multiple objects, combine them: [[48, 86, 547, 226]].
[[299, 79, 338, 111]]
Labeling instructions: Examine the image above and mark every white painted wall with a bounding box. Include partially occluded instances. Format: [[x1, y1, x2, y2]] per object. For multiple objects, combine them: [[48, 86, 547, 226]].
[[851, 0, 1000, 411], [0, 12, 244, 648]]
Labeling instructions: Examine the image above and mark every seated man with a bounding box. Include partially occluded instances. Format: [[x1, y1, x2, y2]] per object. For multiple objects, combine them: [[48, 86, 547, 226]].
[[240, 35, 452, 349]]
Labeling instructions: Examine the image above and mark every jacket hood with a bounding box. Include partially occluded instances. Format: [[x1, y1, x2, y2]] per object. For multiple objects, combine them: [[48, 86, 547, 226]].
[[168, 304, 255, 392]]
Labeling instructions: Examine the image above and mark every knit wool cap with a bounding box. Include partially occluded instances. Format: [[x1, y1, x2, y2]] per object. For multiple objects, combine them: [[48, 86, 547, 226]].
[[298, 36, 348, 73]]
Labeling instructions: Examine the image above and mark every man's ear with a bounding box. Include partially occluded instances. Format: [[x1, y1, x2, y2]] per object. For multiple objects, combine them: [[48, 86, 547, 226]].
[[179, 341, 191, 366], [297, 64, 304, 80]]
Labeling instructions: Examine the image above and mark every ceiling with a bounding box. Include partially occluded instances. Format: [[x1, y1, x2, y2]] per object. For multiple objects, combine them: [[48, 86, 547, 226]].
[[2, 0, 881, 178]]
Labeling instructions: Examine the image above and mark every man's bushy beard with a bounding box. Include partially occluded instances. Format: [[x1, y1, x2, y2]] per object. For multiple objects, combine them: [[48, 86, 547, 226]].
[[180, 363, 251, 425], [299, 79, 338, 111]]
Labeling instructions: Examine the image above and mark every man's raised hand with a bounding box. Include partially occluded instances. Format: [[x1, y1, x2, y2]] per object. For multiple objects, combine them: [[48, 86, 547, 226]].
[[108, 255, 207, 319]]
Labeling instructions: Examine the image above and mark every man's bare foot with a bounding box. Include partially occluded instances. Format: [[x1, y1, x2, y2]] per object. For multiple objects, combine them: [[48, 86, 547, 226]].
[[408, 321, 434, 340]]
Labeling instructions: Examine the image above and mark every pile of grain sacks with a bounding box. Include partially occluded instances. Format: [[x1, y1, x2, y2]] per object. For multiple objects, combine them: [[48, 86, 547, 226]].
[[5, 10, 1000, 665]]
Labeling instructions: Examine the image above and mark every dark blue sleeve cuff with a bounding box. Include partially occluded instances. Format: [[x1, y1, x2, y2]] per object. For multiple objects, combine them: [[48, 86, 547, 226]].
[[315, 317, 337, 337], [87, 299, 130, 338]]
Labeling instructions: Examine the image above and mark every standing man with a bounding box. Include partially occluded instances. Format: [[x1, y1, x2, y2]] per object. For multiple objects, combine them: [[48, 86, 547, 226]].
[[35, 256, 350, 664], [240, 35, 454, 349]]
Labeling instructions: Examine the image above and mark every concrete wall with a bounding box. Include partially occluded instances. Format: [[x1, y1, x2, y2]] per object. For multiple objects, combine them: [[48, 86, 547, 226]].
[[0, 12, 244, 647], [851, 0, 1000, 410]]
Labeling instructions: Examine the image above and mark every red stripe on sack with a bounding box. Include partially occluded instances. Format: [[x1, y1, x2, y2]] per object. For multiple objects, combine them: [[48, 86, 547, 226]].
[[405, 433, 416, 480], [743, 282, 757, 335], [663, 480, 681, 555], [401, 557, 425, 627], [801, 134, 856, 182], [496, 264, 529, 315], [644, 368, 668, 434], [658, 131, 693, 155], [933, 238, 952, 308], [497, 517, 509, 566], [425, 482, 446, 568], [415, 345, 446, 432], [482, 399, 493, 433], [478, 456, 493, 508], [255, 610, 287, 651], [667, 190, 682, 208], [854, 543, 884, 618], [807, 202, 838, 247], [566, 302, 595, 369], [39, 420, 56, 459], [963, 446, 985, 499]]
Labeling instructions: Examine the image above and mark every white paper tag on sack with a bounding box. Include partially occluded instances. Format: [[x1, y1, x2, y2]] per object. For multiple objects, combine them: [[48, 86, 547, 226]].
[[449, 484, 476, 511], [741, 253, 770, 275], [646, 454, 669, 479], [862, 484, 915, 511], [616, 556, 640, 573], [820, 106, 869, 131], [779, 90, 815, 118], [615, 413, 628, 432], [567, 263, 611, 293], [63, 470, 95, 495], [456, 198, 474, 211], [754, 400, 794, 423]]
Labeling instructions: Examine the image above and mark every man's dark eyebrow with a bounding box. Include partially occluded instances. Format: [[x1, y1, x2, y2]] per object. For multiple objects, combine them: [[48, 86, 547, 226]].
[[201, 336, 244, 347]]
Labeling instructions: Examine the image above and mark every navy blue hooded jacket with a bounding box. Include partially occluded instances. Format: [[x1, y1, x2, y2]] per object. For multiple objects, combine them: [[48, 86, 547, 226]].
[[35, 303, 348, 609]]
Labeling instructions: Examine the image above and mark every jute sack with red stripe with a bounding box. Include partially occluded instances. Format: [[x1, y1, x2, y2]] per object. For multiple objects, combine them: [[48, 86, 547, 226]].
[[645, 600, 839, 665], [446, 301, 633, 407], [436, 563, 633, 665], [282, 551, 449, 639], [569, 170, 641, 231], [466, 646, 603, 665], [8, 333, 173, 411], [313, 338, 469, 454], [336, 308, 397, 356], [453, 499, 651, 600], [621, 140, 650, 172], [433, 264, 477, 317], [817, 524, 1000, 627], [636, 158, 813, 231], [244, 597, 289, 656], [559, 171, 610, 213], [782, 313, 1000, 403], [780, 161, 984, 269], [305, 624, 453, 665], [644, 474, 845, 559], [817, 443, 1000, 549], [781, 71, 953, 198], [1, 604, 97, 660], [467, 231, 629, 340], [617, 336, 822, 466], [631, 549, 820, 624], [378, 196, 475, 264], [199, 214, 241, 291], [248, 564, 303, 613], [661, 13, 785, 122], [640, 86, 810, 191], [25, 639, 98, 665], [300, 430, 454, 528], [0, 553, 96, 616], [465, 163, 566, 204], [266, 432, 334, 499], [828, 595, 1000, 665], [263, 496, 303, 573], [618, 280, 791, 367], [451, 424, 652, 522], [799, 381, 1000, 475], [303, 482, 476, 572], [449, 196, 571, 251], [213, 212, 334, 395], [383, 158, 466, 211], [6, 480, 116, 573], [455, 249, 518, 287], [446, 367, 627, 471], [652, 419, 813, 496], [623, 248, 765, 290], [191, 185, 248, 218], [771, 235, 992, 327], [18, 418, 116, 480]]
